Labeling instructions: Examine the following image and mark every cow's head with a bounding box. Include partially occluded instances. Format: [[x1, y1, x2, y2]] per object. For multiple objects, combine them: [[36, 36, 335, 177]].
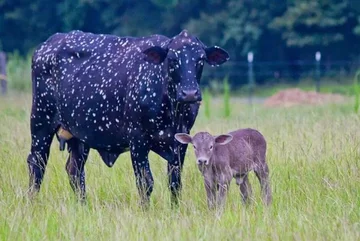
[[142, 30, 229, 103]]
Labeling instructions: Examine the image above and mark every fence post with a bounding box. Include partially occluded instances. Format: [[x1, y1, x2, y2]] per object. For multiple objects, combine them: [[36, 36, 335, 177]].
[[0, 51, 7, 95], [315, 51, 321, 93], [247, 51, 255, 104]]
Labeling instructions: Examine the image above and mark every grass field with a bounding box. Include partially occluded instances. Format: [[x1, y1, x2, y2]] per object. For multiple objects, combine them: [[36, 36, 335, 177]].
[[0, 93, 359, 241]]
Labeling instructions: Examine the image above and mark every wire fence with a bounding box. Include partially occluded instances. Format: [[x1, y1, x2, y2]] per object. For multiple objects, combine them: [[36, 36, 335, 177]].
[[1, 50, 359, 95], [202, 59, 360, 87]]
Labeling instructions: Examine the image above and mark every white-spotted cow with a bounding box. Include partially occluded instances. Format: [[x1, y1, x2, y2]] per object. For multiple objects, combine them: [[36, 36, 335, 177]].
[[27, 30, 229, 206]]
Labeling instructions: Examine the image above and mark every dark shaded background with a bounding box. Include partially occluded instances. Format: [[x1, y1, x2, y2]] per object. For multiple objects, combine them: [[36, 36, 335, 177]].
[[1, 0, 359, 87]]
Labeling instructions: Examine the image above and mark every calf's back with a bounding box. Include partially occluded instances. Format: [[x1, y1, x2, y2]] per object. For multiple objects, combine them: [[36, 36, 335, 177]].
[[216, 128, 266, 173]]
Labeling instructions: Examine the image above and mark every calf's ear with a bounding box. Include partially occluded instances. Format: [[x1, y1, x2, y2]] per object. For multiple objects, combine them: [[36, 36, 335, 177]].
[[143, 46, 168, 64], [214, 134, 233, 145], [175, 133, 192, 144], [205, 46, 229, 66]]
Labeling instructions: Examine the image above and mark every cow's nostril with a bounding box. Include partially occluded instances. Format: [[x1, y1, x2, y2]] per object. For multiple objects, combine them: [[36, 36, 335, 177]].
[[180, 89, 201, 102], [182, 90, 198, 97]]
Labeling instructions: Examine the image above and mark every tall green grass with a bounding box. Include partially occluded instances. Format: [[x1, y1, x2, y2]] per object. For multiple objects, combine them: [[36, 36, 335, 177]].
[[202, 87, 211, 118], [223, 76, 231, 118], [6, 52, 32, 92], [354, 71, 360, 113], [0, 93, 359, 240]]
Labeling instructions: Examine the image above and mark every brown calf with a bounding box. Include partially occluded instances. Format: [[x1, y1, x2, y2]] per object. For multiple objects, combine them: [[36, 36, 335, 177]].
[[175, 128, 271, 209]]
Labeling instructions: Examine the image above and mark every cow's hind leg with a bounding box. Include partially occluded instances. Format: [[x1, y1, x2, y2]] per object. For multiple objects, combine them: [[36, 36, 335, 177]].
[[27, 127, 56, 196], [130, 136, 154, 208], [65, 138, 90, 202], [27, 96, 57, 196], [254, 163, 272, 205]]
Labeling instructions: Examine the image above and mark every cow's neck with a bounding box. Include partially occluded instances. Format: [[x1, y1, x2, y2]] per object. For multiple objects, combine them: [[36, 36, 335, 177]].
[[174, 103, 186, 133]]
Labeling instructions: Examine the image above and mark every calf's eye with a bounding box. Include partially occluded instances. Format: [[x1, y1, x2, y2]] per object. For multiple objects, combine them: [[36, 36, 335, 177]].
[[209, 145, 213, 150]]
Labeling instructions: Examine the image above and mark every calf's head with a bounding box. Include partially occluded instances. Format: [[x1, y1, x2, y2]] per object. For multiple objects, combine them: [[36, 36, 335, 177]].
[[175, 132, 233, 165], [143, 30, 229, 103]]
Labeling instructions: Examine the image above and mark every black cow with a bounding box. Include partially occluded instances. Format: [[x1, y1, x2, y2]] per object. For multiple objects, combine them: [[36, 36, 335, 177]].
[[27, 30, 229, 206]]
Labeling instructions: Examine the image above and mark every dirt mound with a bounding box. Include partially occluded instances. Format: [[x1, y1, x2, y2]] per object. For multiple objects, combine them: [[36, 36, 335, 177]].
[[264, 88, 346, 107]]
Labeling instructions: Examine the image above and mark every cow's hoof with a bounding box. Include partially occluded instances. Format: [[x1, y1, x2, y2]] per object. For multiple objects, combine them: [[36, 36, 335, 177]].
[[170, 196, 180, 209], [26, 185, 40, 201], [139, 198, 150, 211], [78, 196, 87, 205]]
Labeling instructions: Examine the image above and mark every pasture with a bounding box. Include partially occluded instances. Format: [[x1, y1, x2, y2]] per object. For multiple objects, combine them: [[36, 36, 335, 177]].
[[0, 93, 359, 240]]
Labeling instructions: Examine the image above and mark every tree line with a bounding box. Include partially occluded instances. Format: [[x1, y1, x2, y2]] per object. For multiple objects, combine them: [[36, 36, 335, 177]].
[[1, 0, 359, 85]]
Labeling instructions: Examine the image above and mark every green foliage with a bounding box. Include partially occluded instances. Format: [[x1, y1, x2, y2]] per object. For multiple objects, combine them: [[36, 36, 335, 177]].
[[6, 53, 32, 92], [185, 0, 283, 57], [1, 0, 359, 59], [1, 0, 359, 89], [151, 0, 178, 8], [202, 87, 211, 118], [270, 0, 355, 47], [223, 76, 231, 118]]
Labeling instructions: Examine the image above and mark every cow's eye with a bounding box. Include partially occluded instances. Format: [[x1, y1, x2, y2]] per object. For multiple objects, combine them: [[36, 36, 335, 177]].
[[209, 145, 213, 150], [193, 145, 197, 150]]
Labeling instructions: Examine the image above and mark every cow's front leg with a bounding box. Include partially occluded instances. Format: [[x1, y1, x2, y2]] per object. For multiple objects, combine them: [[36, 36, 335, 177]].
[[130, 137, 154, 208], [168, 162, 181, 206], [168, 143, 188, 206], [65, 138, 89, 202]]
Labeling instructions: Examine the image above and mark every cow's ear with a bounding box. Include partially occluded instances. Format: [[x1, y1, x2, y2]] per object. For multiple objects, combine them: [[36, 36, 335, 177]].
[[175, 133, 192, 144], [205, 46, 229, 66], [214, 134, 233, 145], [143, 46, 168, 64]]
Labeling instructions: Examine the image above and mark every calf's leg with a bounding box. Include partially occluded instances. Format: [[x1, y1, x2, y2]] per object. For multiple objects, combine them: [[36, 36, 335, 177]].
[[216, 175, 232, 209], [254, 163, 272, 205], [237, 174, 252, 204], [204, 179, 216, 210], [65, 138, 89, 202], [201, 169, 216, 209]]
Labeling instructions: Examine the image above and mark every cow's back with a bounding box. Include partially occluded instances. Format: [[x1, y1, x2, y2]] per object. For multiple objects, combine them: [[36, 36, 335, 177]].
[[32, 30, 171, 150], [32, 30, 169, 85]]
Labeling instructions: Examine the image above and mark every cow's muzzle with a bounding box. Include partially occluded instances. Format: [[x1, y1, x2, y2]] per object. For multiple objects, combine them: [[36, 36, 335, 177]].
[[178, 89, 201, 103]]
